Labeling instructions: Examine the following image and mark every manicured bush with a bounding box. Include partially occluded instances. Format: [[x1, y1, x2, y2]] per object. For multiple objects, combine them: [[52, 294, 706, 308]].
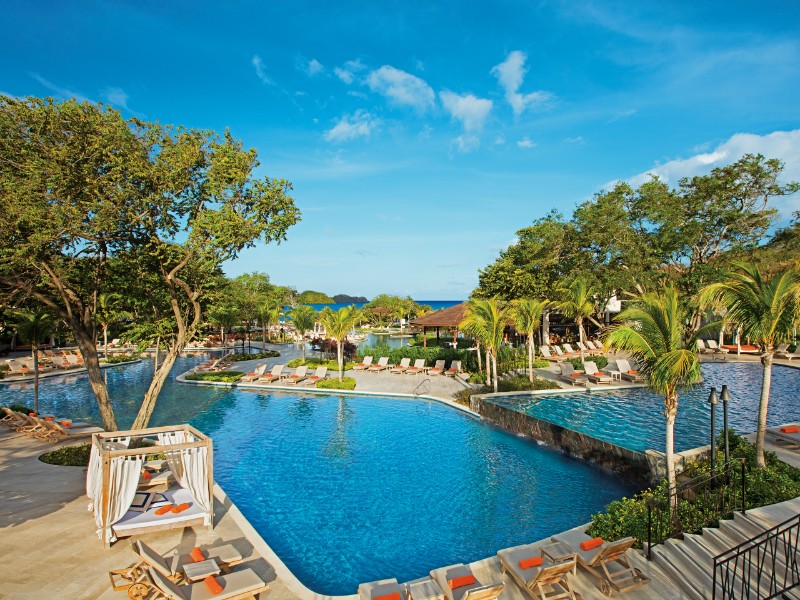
[[227, 351, 280, 361], [316, 377, 356, 390], [287, 357, 356, 371], [102, 353, 139, 364], [358, 345, 469, 370], [39, 443, 92, 466], [185, 371, 244, 383], [569, 355, 609, 370], [8, 403, 33, 413], [453, 376, 560, 405]]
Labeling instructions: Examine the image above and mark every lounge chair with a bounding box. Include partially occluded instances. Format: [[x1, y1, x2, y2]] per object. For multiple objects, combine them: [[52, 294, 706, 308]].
[[353, 356, 373, 371], [551, 345, 567, 358], [368, 357, 390, 372], [577, 342, 599, 356], [257, 364, 284, 384], [562, 344, 580, 357], [359, 578, 407, 600], [559, 363, 587, 386], [430, 563, 504, 600], [390, 358, 411, 374], [497, 543, 579, 600], [776, 344, 800, 360], [428, 359, 446, 376], [284, 365, 308, 385], [584, 361, 613, 385], [1, 407, 27, 429], [539, 347, 560, 362], [445, 360, 462, 377], [615, 359, 644, 383], [696, 339, 713, 354], [240, 364, 267, 382], [591, 340, 606, 352], [65, 353, 84, 366], [50, 355, 77, 369], [706, 340, 730, 355], [551, 529, 649, 596], [109, 540, 244, 593], [146, 565, 268, 600], [405, 359, 426, 375], [767, 423, 800, 447], [37, 418, 102, 443], [303, 366, 328, 385]]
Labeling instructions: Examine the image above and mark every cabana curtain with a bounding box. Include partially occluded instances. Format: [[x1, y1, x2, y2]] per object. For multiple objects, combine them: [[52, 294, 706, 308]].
[[86, 436, 131, 511], [95, 454, 144, 543], [158, 431, 211, 515]]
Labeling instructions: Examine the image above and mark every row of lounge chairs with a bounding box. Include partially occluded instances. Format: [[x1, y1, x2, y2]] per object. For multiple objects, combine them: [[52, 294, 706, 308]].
[[109, 540, 268, 600], [3, 350, 86, 376], [558, 359, 643, 386], [239, 364, 329, 386], [540, 341, 606, 362], [359, 530, 648, 600], [1, 407, 103, 443], [354, 357, 463, 376]]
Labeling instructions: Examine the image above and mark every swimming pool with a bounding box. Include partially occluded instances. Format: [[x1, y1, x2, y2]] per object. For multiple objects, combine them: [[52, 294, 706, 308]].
[[489, 361, 800, 452], [0, 356, 637, 594]]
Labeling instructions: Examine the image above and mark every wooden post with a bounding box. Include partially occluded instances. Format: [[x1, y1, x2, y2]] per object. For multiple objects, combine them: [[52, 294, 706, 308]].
[[423, 326, 427, 348], [453, 328, 457, 345], [101, 452, 111, 548], [207, 438, 214, 531]]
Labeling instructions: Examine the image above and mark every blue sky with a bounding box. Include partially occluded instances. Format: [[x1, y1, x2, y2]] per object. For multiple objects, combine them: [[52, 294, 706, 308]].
[[3, 1, 800, 299]]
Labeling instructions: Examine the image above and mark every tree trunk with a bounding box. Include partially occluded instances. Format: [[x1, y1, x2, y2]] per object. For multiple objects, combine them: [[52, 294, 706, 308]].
[[527, 332, 534, 383], [132, 347, 179, 430], [337, 339, 344, 382], [72, 324, 117, 431], [476, 341, 482, 374], [486, 349, 491, 385], [103, 326, 108, 360], [154, 335, 160, 373], [301, 333, 306, 362], [32, 345, 40, 414], [578, 317, 585, 363], [492, 350, 499, 393], [262, 319, 267, 349], [664, 392, 678, 506], [755, 350, 773, 468]]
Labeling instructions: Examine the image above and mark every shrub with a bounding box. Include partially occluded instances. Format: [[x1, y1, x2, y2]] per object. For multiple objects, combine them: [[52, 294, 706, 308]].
[[569, 355, 609, 370], [287, 357, 356, 371], [358, 345, 470, 370], [185, 371, 244, 383], [8, 403, 33, 413], [227, 351, 280, 361], [102, 353, 139, 364], [316, 377, 356, 390], [39, 444, 92, 466], [453, 376, 560, 405]]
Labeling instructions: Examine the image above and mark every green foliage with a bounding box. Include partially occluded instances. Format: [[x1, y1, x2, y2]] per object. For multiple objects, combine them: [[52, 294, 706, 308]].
[[39, 444, 92, 467], [8, 404, 33, 413], [184, 371, 244, 383], [408, 335, 474, 349], [227, 351, 280, 361], [101, 353, 139, 364], [569, 356, 609, 370], [452, 376, 560, 405], [358, 344, 467, 367], [287, 357, 356, 371], [298, 290, 335, 303], [316, 376, 356, 390]]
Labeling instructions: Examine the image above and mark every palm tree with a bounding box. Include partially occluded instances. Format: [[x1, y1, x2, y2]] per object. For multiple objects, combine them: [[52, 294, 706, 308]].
[[318, 305, 362, 381], [96, 293, 130, 359], [460, 299, 509, 393], [209, 306, 239, 345], [554, 277, 596, 362], [13, 309, 54, 414], [606, 286, 705, 494], [699, 263, 800, 468], [288, 305, 317, 362], [511, 298, 549, 383]]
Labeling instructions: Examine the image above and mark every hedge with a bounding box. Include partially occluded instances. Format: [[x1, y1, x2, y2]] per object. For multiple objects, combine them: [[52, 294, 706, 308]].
[[316, 377, 356, 390], [184, 371, 244, 383]]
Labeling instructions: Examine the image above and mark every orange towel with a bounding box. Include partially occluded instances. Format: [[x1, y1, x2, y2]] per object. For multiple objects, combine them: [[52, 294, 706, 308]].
[[29, 413, 37, 417], [628, 370, 638, 375], [155, 505, 173, 516], [172, 502, 191, 513], [141, 471, 152, 480], [61, 421, 71, 427], [204, 575, 223, 594], [570, 373, 581, 377], [448, 575, 476, 589], [191, 547, 205, 562], [45, 416, 54, 421], [519, 556, 543, 569], [781, 426, 800, 434], [580, 537, 604, 551], [374, 593, 401, 600]]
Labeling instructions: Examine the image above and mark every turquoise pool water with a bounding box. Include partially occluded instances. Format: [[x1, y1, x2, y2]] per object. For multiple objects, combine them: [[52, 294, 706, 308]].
[[0, 355, 637, 594], [489, 362, 800, 452]]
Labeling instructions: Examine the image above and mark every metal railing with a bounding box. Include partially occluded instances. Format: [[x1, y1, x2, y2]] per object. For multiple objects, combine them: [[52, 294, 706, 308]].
[[712, 513, 800, 600], [414, 378, 431, 396], [647, 459, 746, 559]]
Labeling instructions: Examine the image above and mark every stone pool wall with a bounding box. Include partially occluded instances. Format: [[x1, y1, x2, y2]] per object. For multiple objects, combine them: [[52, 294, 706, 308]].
[[470, 393, 665, 484]]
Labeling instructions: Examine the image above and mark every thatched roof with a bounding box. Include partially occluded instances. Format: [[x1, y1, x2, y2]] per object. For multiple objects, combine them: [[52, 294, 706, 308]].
[[409, 302, 468, 328]]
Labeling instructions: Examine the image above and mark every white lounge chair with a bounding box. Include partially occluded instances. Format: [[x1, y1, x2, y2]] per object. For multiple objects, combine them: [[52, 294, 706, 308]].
[[428, 359, 446, 376], [584, 361, 613, 384], [359, 579, 407, 600], [257, 364, 284, 383], [696, 339, 713, 354], [559, 362, 587, 386], [615, 359, 644, 383], [539, 346, 560, 362], [497, 543, 579, 600], [405, 359, 426, 375], [284, 365, 308, 385], [767, 423, 800, 447], [368, 357, 390, 372], [445, 360, 462, 377], [390, 358, 411, 374], [430, 563, 504, 600], [353, 356, 373, 371], [775, 344, 800, 360], [240, 364, 267, 382], [303, 366, 328, 385], [146, 565, 268, 600]]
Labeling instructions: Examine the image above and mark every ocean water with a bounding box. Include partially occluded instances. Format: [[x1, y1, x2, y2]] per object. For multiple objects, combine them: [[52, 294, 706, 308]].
[[300, 300, 463, 312]]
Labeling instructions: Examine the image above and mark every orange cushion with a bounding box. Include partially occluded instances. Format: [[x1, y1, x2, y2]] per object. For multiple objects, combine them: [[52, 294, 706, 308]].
[[172, 502, 191, 513], [246, 372, 256, 377], [191, 547, 205, 563], [628, 370, 638, 375], [580, 537, 604, 551], [29, 413, 37, 417], [61, 421, 71, 427], [374, 593, 401, 600], [570, 373, 581, 377], [204, 575, 223, 595], [155, 505, 173, 515], [45, 416, 54, 421], [141, 471, 152, 480], [781, 426, 800, 434], [519, 556, 543, 569], [448, 575, 476, 589]]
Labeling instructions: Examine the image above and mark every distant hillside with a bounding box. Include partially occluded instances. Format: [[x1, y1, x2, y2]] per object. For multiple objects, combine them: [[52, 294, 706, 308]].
[[298, 290, 335, 303], [333, 294, 368, 303]]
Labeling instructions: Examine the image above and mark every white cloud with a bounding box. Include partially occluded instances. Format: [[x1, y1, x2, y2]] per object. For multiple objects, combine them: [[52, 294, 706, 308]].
[[366, 65, 435, 111], [307, 58, 324, 76], [494, 136, 506, 145], [453, 135, 481, 153], [564, 136, 586, 144], [491, 51, 553, 116], [517, 137, 536, 148], [347, 90, 368, 99], [334, 59, 366, 84], [439, 91, 492, 132], [252, 55, 273, 85], [620, 129, 800, 213], [323, 110, 380, 143], [103, 87, 129, 109], [31, 73, 87, 102]]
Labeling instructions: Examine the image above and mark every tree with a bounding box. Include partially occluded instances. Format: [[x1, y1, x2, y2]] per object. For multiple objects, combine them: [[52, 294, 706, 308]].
[[297, 290, 335, 304], [699, 263, 800, 468], [554, 277, 597, 361], [13, 309, 53, 414], [318, 306, 361, 381], [96, 293, 129, 359], [0, 96, 300, 431], [288, 305, 317, 362], [209, 305, 239, 345], [606, 287, 706, 494], [460, 299, 509, 393], [511, 298, 549, 383]]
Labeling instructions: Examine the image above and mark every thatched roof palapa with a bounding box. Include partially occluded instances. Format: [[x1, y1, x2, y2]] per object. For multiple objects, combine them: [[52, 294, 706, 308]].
[[409, 302, 468, 328]]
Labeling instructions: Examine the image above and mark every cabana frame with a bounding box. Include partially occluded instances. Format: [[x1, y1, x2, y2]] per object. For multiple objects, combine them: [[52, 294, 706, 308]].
[[90, 424, 214, 547]]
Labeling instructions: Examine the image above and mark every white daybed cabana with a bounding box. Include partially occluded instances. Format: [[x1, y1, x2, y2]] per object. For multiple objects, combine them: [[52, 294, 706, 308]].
[[86, 424, 214, 547]]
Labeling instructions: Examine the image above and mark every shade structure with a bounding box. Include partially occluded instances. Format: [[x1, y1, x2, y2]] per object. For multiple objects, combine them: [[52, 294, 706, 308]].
[[409, 302, 469, 347]]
